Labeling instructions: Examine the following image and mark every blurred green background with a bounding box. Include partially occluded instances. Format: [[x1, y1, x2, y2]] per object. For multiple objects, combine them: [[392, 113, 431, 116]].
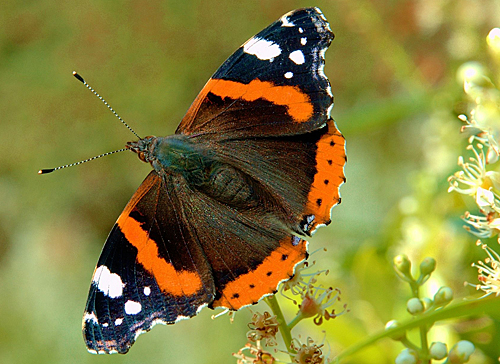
[[1, 0, 500, 363]]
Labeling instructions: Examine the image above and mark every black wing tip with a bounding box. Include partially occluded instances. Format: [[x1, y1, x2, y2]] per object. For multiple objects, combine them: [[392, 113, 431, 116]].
[[286, 7, 334, 41]]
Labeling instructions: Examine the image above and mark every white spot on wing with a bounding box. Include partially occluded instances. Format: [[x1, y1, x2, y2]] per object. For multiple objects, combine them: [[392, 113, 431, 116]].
[[301, 37, 307, 45], [144, 286, 151, 296], [289, 50, 305, 65], [284, 72, 293, 79], [93, 265, 124, 298], [125, 300, 142, 315], [115, 318, 123, 326], [243, 37, 281, 61], [281, 15, 294, 27], [299, 27, 304, 33], [84, 312, 98, 324]]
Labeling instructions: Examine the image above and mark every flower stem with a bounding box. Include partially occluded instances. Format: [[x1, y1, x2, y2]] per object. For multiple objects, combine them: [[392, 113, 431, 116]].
[[400, 337, 420, 352], [265, 295, 296, 358], [410, 281, 420, 298], [419, 324, 430, 363], [288, 312, 304, 331]]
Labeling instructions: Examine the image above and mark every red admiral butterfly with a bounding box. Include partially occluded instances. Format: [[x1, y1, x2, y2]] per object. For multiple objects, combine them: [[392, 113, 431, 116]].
[[80, 7, 345, 354]]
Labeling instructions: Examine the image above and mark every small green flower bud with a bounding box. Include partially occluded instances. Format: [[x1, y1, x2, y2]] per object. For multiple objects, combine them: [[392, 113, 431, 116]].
[[429, 342, 448, 360], [487, 28, 500, 55], [419, 257, 436, 276], [448, 340, 475, 363], [395, 349, 417, 364], [394, 255, 412, 277], [406, 298, 424, 315], [385, 320, 405, 341], [421, 297, 433, 310], [433, 286, 453, 307], [385, 320, 399, 330]]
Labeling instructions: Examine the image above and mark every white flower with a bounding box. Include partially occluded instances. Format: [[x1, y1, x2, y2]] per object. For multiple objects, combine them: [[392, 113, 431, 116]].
[[470, 241, 500, 297], [463, 212, 500, 239], [448, 143, 496, 196], [475, 187, 500, 213]]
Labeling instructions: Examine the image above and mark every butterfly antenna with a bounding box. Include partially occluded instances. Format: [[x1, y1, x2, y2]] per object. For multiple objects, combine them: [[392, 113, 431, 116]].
[[38, 148, 128, 175], [73, 71, 141, 139]]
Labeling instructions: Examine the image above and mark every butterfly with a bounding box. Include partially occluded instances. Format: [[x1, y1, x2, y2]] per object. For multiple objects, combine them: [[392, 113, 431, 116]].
[[82, 7, 345, 354]]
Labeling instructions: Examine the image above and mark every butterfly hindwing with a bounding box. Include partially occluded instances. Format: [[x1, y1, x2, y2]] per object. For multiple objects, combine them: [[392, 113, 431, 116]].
[[178, 182, 309, 310], [205, 119, 345, 235]]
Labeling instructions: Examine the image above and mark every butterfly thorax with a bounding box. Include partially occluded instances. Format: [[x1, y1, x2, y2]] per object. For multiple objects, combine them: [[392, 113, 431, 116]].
[[127, 135, 209, 182], [127, 135, 262, 208]]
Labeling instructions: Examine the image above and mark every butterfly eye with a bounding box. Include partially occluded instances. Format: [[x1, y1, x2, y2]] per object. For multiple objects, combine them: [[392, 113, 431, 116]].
[[138, 152, 147, 162]]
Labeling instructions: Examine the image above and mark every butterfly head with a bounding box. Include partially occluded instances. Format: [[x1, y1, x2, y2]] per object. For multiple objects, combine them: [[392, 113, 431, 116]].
[[126, 136, 157, 163]]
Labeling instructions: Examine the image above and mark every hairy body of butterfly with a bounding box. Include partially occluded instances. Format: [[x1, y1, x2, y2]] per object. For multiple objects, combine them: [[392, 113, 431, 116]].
[[128, 136, 264, 209]]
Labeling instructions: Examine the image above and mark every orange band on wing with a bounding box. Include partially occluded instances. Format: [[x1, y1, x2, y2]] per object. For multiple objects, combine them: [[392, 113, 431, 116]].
[[208, 79, 313, 123], [117, 187, 203, 297], [305, 121, 346, 228], [212, 237, 307, 310]]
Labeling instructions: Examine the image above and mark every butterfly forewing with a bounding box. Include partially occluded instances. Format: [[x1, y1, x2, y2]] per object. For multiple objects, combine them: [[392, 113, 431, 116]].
[[176, 7, 334, 138], [83, 172, 215, 354]]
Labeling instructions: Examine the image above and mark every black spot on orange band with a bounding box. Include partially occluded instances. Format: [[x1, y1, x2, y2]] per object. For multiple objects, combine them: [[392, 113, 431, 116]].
[[212, 237, 307, 310]]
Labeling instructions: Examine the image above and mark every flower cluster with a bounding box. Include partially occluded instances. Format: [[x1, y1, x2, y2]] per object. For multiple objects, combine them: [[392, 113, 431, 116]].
[[233, 262, 345, 363], [394, 341, 475, 364], [233, 312, 280, 363], [233, 341, 275, 364], [285, 261, 347, 329], [447, 30, 500, 300], [468, 240, 500, 297], [290, 337, 326, 364], [389, 255, 475, 363], [280, 261, 328, 302], [448, 136, 500, 240], [247, 312, 279, 347]]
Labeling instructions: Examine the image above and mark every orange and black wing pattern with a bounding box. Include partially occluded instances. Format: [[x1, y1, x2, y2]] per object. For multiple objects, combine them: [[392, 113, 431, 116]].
[[176, 8, 334, 139], [82, 7, 345, 355], [83, 172, 215, 354]]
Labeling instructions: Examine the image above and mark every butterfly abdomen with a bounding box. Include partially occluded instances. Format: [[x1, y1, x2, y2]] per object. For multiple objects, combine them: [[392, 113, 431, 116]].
[[200, 162, 262, 208]]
